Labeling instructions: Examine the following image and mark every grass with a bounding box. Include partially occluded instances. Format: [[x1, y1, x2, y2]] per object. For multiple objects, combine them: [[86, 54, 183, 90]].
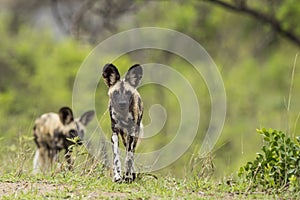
[[0, 137, 298, 200], [0, 172, 264, 199], [1, 123, 299, 199], [1, 170, 298, 199], [0, 126, 299, 200]]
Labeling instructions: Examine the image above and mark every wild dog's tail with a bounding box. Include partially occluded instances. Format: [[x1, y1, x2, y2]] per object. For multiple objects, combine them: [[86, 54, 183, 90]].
[[136, 123, 143, 147]]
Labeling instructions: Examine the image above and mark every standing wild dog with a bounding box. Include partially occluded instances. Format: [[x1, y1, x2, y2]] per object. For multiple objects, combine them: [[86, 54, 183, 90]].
[[102, 63, 143, 183], [33, 107, 94, 173]]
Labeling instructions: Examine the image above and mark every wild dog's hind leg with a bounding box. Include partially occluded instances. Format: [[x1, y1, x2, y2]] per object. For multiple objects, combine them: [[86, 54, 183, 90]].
[[124, 134, 138, 183], [33, 150, 40, 174], [33, 147, 49, 173], [112, 131, 122, 182]]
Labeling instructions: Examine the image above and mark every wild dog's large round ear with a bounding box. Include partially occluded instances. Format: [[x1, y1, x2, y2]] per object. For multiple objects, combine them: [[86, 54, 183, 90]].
[[125, 64, 143, 88], [79, 110, 95, 126], [59, 107, 74, 125], [102, 63, 120, 87]]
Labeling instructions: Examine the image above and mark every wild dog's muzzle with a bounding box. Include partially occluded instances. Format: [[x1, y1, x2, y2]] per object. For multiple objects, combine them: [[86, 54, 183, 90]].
[[118, 101, 128, 110]]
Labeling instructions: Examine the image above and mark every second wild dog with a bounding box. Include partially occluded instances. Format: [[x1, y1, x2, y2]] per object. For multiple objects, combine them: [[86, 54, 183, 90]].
[[33, 106, 94, 173]]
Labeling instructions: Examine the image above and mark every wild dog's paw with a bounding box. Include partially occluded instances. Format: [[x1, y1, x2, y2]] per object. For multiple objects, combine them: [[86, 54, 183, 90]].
[[123, 173, 135, 183], [132, 172, 136, 181], [123, 176, 133, 183], [113, 174, 122, 183]]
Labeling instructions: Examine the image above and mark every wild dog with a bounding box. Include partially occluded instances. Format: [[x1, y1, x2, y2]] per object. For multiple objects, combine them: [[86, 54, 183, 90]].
[[102, 63, 143, 183], [33, 107, 94, 173]]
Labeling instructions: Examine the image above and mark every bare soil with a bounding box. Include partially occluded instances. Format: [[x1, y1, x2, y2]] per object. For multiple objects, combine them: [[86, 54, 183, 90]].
[[0, 181, 130, 199], [0, 181, 64, 197]]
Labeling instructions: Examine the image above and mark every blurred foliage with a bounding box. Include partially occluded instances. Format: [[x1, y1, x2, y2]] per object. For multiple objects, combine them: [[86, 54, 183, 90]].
[[0, 0, 300, 178], [0, 14, 90, 141], [238, 128, 300, 193]]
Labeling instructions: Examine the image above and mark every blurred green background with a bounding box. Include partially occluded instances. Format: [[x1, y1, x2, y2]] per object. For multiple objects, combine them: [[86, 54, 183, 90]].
[[0, 0, 300, 178]]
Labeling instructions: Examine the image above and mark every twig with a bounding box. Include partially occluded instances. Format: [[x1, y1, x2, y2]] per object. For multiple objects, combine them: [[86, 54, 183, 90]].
[[202, 0, 300, 47], [286, 53, 298, 133], [287, 53, 298, 113], [51, 0, 69, 35]]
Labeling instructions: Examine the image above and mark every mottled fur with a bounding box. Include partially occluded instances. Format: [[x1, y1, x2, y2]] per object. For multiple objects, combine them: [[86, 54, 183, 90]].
[[33, 107, 94, 173], [102, 63, 143, 183]]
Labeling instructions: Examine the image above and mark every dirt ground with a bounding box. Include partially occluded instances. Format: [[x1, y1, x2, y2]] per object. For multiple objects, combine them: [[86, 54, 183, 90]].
[[0, 181, 130, 199], [0, 181, 64, 197]]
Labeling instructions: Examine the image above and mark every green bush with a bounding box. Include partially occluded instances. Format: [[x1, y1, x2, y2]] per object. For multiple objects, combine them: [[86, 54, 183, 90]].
[[238, 128, 300, 192]]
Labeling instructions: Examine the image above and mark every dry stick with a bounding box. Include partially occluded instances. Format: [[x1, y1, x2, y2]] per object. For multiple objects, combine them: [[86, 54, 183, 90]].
[[203, 0, 300, 47], [292, 113, 300, 140], [282, 53, 299, 191], [245, 162, 261, 194], [51, 0, 69, 35], [287, 53, 299, 135]]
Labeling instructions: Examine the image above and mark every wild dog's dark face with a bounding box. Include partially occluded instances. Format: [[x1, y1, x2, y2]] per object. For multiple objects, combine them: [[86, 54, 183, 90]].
[[103, 63, 143, 120], [110, 82, 133, 114], [55, 107, 95, 149]]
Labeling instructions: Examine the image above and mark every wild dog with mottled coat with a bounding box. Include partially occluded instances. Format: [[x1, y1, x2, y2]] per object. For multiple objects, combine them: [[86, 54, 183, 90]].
[[33, 107, 94, 173], [102, 63, 143, 183]]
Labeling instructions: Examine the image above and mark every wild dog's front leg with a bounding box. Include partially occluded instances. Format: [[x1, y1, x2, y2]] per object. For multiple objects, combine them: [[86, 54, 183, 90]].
[[65, 149, 73, 170], [124, 134, 138, 183], [111, 132, 122, 182]]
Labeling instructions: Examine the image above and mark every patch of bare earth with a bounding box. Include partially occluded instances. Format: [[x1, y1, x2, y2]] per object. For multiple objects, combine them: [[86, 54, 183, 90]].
[[0, 181, 132, 199], [0, 181, 65, 197]]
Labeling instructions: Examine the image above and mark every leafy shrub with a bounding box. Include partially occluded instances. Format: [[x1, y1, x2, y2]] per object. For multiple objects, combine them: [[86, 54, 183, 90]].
[[238, 128, 300, 192]]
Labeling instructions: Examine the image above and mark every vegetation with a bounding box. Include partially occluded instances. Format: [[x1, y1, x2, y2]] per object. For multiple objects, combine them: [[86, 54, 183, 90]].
[[0, 135, 298, 199], [0, 0, 300, 198], [239, 128, 300, 194]]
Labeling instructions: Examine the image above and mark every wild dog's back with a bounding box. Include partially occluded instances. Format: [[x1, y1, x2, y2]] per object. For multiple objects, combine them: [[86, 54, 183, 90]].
[[33, 113, 61, 148], [33, 112, 62, 173]]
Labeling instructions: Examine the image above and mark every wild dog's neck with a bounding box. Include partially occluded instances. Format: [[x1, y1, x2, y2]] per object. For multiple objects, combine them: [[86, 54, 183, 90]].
[[111, 106, 133, 120], [110, 106, 135, 129]]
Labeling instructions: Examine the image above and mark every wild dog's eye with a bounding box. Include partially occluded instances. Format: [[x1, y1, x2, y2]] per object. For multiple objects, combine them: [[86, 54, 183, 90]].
[[113, 91, 119, 96], [125, 91, 131, 96]]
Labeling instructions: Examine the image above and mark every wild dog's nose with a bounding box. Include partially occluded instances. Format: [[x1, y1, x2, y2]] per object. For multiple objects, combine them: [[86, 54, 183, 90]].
[[119, 101, 127, 109]]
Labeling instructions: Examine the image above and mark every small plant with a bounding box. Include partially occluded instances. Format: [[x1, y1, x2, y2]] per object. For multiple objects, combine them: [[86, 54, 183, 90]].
[[238, 128, 300, 192]]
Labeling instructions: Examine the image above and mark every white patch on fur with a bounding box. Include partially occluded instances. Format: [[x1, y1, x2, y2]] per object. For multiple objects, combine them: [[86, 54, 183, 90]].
[[33, 150, 40, 174], [112, 133, 122, 182]]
